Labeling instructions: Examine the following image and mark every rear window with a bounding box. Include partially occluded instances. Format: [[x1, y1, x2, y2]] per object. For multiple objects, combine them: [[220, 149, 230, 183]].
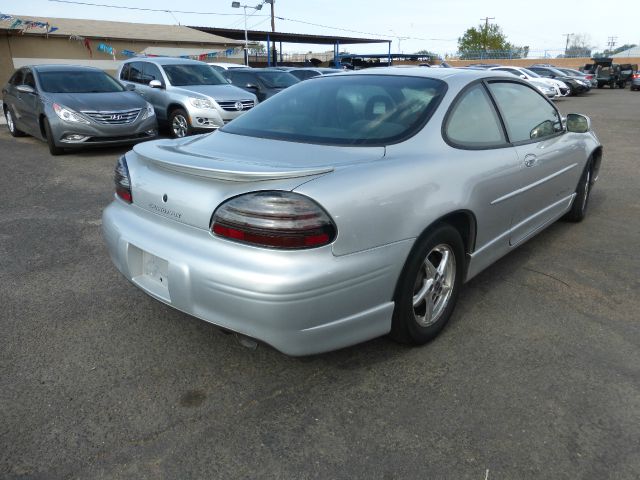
[[221, 75, 447, 146], [38, 70, 124, 93]]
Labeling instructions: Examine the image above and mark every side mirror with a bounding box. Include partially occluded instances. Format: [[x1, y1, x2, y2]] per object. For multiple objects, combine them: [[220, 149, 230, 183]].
[[566, 113, 591, 133], [124, 84, 136, 91], [16, 84, 36, 94], [149, 79, 164, 89]]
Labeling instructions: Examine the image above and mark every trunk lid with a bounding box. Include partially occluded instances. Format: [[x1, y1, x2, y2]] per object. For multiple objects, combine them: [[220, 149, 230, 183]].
[[127, 131, 385, 230]]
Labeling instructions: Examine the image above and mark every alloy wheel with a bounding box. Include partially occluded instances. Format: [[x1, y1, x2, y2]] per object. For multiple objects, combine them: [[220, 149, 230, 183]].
[[412, 244, 456, 327], [6, 110, 14, 133], [172, 115, 189, 138]]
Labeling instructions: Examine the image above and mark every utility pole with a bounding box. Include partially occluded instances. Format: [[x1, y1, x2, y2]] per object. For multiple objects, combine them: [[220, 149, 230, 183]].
[[607, 36, 617, 54], [265, 0, 276, 65], [480, 16, 495, 53]]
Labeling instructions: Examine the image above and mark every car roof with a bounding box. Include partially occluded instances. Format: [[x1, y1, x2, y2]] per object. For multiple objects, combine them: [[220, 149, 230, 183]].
[[29, 64, 105, 73], [122, 57, 208, 66], [350, 66, 505, 79]]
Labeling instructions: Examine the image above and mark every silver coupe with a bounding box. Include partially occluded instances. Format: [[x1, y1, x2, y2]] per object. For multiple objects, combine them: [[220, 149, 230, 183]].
[[102, 68, 602, 355]]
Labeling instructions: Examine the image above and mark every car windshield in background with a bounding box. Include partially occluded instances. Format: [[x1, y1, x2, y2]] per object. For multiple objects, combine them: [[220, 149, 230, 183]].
[[162, 64, 226, 86], [222, 75, 446, 146], [521, 68, 541, 78], [254, 71, 299, 88], [559, 68, 585, 76], [38, 71, 124, 93]]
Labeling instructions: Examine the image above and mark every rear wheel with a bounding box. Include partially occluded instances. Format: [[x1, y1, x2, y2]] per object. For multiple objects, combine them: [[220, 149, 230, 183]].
[[5, 107, 26, 137], [564, 160, 592, 222], [390, 224, 464, 345], [169, 109, 192, 138], [43, 118, 64, 156]]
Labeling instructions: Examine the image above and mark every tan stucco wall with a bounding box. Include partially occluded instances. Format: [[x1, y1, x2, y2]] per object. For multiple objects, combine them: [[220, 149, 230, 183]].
[[0, 33, 240, 84]]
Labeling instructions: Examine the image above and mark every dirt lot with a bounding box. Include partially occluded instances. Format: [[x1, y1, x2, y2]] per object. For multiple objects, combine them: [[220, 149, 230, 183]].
[[1, 88, 639, 479]]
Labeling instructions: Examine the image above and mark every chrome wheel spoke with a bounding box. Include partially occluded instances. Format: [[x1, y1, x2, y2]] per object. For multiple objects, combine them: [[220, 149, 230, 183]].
[[436, 250, 449, 278], [412, 244, 456, 328], [413, 277, 434, 308]]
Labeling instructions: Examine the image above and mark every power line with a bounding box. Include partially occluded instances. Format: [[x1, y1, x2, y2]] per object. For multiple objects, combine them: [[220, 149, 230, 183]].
[[48, 0, 262, 16], [46, 0, 457, 42]]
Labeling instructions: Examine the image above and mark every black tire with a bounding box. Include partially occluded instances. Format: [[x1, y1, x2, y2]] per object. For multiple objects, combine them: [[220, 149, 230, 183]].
[[168, 108, 192, 138], [597, 82, 603, 89], [564, 159, 593, 222], [43, 118, 64, 156], [5, 107, 26, 137], [390, 224, 465, 345], [618, 81, 626, 89]]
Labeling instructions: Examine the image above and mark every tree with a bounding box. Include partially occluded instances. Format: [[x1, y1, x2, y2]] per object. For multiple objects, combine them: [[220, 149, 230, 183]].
[[457, 23, 520, 59], [562, 33, 593, 58], [414, 49, 438, 61]]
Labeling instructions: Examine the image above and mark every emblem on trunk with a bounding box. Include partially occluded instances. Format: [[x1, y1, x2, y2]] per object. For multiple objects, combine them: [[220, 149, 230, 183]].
[[148, 202, 182, 219]]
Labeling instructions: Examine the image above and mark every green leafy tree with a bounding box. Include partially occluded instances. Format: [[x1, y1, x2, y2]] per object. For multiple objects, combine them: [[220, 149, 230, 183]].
[[457, 23, 519, 59], [414, 49, 438, 61]]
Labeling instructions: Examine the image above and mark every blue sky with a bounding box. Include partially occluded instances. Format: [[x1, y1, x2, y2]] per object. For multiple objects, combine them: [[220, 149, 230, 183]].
[[7, 0, 640, 56]]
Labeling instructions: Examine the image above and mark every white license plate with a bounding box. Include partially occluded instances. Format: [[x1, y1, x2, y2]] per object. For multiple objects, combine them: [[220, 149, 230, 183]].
[[142, 251, 169, 289]]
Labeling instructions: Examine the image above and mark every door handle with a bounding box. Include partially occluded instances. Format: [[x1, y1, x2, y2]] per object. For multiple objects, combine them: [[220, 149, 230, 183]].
[[524, 154, 537, 167]]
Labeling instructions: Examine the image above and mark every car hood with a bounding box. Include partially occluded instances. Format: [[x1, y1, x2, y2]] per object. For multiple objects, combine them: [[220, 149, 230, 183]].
[[133, 130, 385, 182], [44, 91, 149, 111], [169, 84, 256, 102]]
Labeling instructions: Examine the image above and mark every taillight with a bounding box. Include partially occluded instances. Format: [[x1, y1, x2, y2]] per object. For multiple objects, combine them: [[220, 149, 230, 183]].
[[633, 73, 640, 79], [211, 191, 336, 249], [114, 155, 132, 203]]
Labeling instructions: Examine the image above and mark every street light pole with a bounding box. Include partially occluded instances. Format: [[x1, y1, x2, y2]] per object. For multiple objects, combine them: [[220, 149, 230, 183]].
[[231, 1, 262, 66]]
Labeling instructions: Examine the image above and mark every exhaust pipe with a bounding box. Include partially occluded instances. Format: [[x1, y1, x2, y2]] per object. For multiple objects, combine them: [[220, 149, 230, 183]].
[[234, 333, 258, 350]]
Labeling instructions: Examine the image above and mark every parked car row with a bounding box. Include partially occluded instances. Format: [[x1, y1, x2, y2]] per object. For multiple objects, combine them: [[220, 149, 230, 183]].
[[2, 56, 629, 158]]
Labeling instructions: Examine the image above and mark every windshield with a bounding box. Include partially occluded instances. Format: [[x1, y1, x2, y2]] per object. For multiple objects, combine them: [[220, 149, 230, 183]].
[[254, 71, 299, 88], [560, 68, 584, 76], [162, 64, 227, 86], [38, 70, 124, 93], [521, 68, 541, 78], [222, 75, 446, 146]]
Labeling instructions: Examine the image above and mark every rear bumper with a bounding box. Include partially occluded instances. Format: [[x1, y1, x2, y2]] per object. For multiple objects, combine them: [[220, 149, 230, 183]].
[[102, 200, 412, 355]]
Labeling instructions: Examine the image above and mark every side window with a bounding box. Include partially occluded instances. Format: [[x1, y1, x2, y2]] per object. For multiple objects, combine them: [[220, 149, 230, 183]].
[[444, 84, 506, 148], [488, 81, 562, 143], [227, 72, 255, 86], [23, 70, 36, 89], [143, 63, 163, 83], [120, 63, 131, 81], [9, 70, 24, 85], [128, 62, 145, 84]]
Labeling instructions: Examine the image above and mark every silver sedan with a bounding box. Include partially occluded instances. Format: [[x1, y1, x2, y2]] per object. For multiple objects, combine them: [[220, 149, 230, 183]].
[[102, 68, 602, 355]]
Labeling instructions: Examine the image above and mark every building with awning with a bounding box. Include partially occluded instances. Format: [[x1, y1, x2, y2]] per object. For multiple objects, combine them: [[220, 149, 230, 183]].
[[0, 14, 245, 83]]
